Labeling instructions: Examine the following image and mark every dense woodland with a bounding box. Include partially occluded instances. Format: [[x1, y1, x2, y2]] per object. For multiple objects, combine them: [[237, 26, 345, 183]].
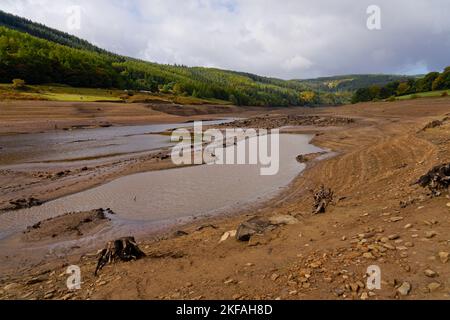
[[0, 10, 417, 107], [352, 68, 450, 103]]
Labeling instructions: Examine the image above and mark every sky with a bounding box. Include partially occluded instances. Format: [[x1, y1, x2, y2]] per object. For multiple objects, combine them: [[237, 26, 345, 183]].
[[1, 0, 450, 79]]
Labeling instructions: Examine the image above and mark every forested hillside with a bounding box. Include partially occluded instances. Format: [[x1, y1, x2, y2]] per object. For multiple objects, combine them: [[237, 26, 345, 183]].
[[352, 68, 450, 103], [0, 10, 415, 107], [296, 74, 414, 92]]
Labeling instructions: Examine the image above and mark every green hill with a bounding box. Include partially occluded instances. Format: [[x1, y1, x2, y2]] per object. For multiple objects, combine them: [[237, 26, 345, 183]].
[[296, 74, 416, 92], [0, 10, 419, 107]]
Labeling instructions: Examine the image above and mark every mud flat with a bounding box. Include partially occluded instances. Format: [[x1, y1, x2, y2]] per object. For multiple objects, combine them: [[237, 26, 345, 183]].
[[0, 98, 449, 300], [0, 134, 323, 241]]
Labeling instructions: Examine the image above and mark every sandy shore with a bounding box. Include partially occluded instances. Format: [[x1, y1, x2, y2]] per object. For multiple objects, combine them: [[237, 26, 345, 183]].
[[0, 98, 449, 300]]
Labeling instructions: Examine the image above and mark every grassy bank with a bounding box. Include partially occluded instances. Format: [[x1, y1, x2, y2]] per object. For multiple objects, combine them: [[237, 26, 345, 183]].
[[0, 84, 231, 104]]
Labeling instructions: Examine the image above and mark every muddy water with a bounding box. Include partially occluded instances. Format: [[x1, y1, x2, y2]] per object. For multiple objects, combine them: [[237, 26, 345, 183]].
[[0, 134, 323, 242], [0, 119, 235, 167]]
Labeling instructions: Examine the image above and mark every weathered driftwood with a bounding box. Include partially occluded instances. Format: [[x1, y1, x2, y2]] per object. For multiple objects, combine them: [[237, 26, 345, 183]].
[[312, 185, 334, 214], [95, 237, 146, 275], [416, 163, 450, 196]]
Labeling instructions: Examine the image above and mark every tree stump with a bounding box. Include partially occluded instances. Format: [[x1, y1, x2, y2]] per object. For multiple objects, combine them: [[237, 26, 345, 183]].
[[312, 185, 334, 214], [417, 163, 450, 196], [95, 237, 146, 275]]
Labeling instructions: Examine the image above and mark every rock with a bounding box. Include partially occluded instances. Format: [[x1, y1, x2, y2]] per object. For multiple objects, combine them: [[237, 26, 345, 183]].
[[44, 293, 54, 299], [270, 273, 280, 281], [397, 282, 411, 296], [224, 279, 237, 285], [424, 269, 438, 278], [360, 292, 369, 300], [269, 215, 299, 225], [388, 234, 400, 240], [425, 231, 437, 239], [383, 243, 396, 250], [446, 202, 450, 208], [26, 276, 47, 285], [427, 282, 441, 292], [236, 217, 271, 242], [248, 234, 270, 246], [362, 252, 375, 259], [3, 283, 19, 291], [390, 217, 404, 222], [173, 230, 188, 237], [334, 288, 345, 297], [438, 252, 449, 263], [219, 230, 237, 243], [350, 283, 360, 292], [61, 293, 74, 300], [404, 224, 413, 229]]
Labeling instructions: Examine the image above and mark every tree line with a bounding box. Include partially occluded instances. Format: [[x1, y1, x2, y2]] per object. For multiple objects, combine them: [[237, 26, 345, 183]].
[[0, 26, 352, 106], [352, 68, 450, 103]]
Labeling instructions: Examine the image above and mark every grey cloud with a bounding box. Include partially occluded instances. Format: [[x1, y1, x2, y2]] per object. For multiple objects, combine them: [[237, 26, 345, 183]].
[[1, 0, 449, 78]]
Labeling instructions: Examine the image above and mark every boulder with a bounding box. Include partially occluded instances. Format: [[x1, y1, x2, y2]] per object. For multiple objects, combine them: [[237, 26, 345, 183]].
[[236, 217, 271, 242], [269, 215, 299, 225]]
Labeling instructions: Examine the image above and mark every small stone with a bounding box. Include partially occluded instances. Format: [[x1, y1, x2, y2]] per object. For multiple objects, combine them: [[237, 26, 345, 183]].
[[334, 288, 345, 296], [446, 202, 450, 208], [427, 282, 441, 292], [289, 290, 298, 296], [61, 293, 74, 300], [350, 283, 360, 292], [390, 217, 404, 222], [271, 273, 280, 281], [3, 283, 19, 291], [425, 231, 437, 239], [360, 292, 369, 300], [438, 252, 449, 263], [269, 215, 299, 225], [405, 242, 414, 247], [424, 269, 438, 278], [97, 281, 107, 286], [363, 252, 375, 259], [224, 279, 237, 285], [404, 224, 413, 229], [388, 234, 400, 240], [383, 243, 396, 250], [397, 282, 411, 296]]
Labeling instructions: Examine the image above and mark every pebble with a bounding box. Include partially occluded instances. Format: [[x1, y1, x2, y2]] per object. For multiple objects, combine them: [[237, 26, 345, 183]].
[[427, 282, 441, 292], [404, 224, 413, 229], [425, 231, 437, 239], [360, 292, 369, 300], [438, 252, 449, 263], [397, 282, 411, 296], [3, 283, 19, 291], [390, 217, 404, 222], [362, 252, 375, 259], [61, 293, 74, 300], [388, 234, 400, 240], [270, 273, 280, 281], [424, 269, 438, 278], [446, 202, 450, 208]]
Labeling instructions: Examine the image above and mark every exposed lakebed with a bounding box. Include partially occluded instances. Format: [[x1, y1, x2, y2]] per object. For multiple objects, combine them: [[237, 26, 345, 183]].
[[0, 122, 324, 247]]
